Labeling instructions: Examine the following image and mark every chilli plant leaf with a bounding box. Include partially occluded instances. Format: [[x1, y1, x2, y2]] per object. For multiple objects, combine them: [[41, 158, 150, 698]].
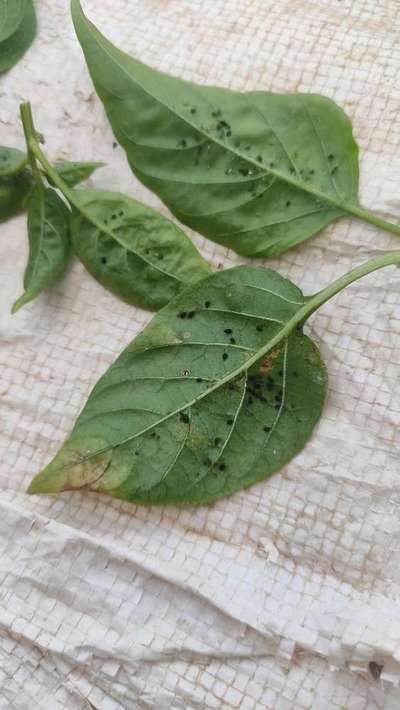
[[20, 103, 212, 311], [27, 250, 400, 504], [12, 184, 71, 313], [0, 144, 104, 224], [0, 0, 28, 43], [71, 0, 400, 258], [0, 0, 36, 74]]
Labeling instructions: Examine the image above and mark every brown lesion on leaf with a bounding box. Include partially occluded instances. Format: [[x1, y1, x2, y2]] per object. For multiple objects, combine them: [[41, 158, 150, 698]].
[[258, 347, 281, 376], [67, 449, 111, 489]]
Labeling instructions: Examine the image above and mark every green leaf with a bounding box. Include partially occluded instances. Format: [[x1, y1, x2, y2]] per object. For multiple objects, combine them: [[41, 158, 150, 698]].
[[0, 0, 28, 43], [12, 185, 71, 313], [52, 160, 104, 187], [0, 146, 27, 177], [27, 265, 327, 503], [71, 188, 211, 310], [0, 0, 36, 74], [0, 170, 31, 222], [0, 152, 104, 223], [71, 0, 361, 258]]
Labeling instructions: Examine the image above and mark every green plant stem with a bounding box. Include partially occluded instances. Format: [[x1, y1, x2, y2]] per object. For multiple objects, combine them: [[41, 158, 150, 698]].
[[345, 203, 400, 238], [20, 102, 190, 285], [20, 103, 43, 186], [305, 249, 400, 315]]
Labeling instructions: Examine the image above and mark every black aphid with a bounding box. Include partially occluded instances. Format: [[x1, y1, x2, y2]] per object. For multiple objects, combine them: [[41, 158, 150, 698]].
[[230, 337, 236, 344], [205, 301, 211, 308], [227, 418, 234, 425], [112, 141, 117, 149], [222, 353, 228, 360], [274, 404, 280, 410], [286, 201, 291, 207], [279, 370, 283, 377], [187, 311, 195, 319], [178, 312, 187, 319], [328, 154, 334, 161], [269, 162, 275, 168], [256, 324, 263, 332], [179, 412, 190, 424], [224, 328, 233, 334], [196, 377, 203, 383], [257, 155, 263, 162], [263, 426, 271, 433], [214, 437, 222, 446], [218, 463, 226, 471], [101, 257, 107, 264], [190, 108, 197, 114]]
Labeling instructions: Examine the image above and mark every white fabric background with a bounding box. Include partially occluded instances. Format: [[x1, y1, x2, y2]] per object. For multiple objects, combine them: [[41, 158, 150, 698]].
[[1, 0, 400, 707]]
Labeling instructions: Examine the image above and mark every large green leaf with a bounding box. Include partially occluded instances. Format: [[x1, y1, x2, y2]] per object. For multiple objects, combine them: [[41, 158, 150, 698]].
[[0, 0, 36, 74], [27, 265, 327, 504], [71, 188, 211, 310], [12, 185, 71, 313], [71, 0, 360, 258], [0, 0, 27, 43]]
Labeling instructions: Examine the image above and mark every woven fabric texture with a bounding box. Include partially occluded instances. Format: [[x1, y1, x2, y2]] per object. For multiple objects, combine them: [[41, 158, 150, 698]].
[[0, 0, 399, 707]]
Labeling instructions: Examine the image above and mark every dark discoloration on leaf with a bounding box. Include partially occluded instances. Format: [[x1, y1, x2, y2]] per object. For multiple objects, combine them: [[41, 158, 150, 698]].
[[72, 0, 360, 258], [28, 265, 327, 505], [70, 188, 211, 311]]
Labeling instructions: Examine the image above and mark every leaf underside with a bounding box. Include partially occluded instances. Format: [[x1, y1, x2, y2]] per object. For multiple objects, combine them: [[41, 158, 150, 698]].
[[28, 266, 327, 505], [0, 146, 27, 177], [52, 161, 104, 188], [0, 170, 31, 223], [72, 0, 359, 258], [0, 0, 27, 43], [0, 0, 36, 74], [12, 186, 71, 313], [71, 188, 211, 310]]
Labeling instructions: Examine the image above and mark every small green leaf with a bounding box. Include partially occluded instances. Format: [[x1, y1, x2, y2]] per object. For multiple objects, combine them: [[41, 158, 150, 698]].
[[12, 185, 71, 313], [0, 0, 28, 43], [0, 0, 36, 74], [27, 265, 327, 504], [71, 0, 361, 258], [0, 146, 27, 177], [0, 170, 31, 222], [71, 188, 211, 310], [52, 160, 104, 187]]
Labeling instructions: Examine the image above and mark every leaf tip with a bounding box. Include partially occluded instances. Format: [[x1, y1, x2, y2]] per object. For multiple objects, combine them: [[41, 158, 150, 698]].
[[11, 297, 24, 314]]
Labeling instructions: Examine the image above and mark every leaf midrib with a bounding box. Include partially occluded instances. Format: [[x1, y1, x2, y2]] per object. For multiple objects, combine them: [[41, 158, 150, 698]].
[[43, 291, 314, 475], [79, 1, 358, 218], [74, 193, 187, 286]]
